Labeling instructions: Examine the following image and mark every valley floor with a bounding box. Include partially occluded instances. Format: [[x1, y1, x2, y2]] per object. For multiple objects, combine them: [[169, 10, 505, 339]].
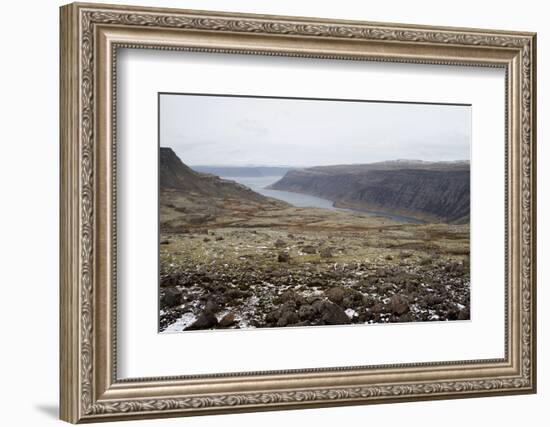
[[159, 193, 470, 332]]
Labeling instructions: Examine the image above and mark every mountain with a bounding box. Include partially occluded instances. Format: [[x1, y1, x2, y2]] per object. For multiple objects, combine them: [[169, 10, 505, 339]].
[[160, 147, 268, 202], [268, 160, 470, 223], [190, 165, 291, 177]]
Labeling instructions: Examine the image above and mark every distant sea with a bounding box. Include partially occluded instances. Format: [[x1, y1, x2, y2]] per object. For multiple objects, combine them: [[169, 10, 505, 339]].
[[225, 175, 424, 224]]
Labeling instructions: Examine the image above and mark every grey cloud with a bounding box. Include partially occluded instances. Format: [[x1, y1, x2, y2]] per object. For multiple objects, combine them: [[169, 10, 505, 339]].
[[160, 94, 470, 167]]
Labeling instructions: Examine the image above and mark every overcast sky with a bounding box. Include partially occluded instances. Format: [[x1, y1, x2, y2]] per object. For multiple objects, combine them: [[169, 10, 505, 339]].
[[160, 94, 470, 167]]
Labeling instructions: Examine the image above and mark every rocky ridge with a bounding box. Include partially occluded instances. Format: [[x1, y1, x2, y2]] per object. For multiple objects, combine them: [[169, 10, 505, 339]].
[[268, 160, 470, 223]]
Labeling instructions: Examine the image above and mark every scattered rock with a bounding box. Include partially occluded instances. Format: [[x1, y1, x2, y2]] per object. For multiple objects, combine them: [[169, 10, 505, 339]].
[[320, 248, 333, 258], [398, 312, 414, 322], [458, 308, 470, 320], [278, 252, 290, 262], [279, 290, 303, 305], [371, 303, 387, 314], [445, 306, 460, 320], [300, 245, 316, 254], [342, 295, 357, 309], [277, 310, 300, 327], [321, 301, 351, 325], [376, 268, 389, 278], [420, 257, 432, 265], [161, 287, 182, 308], [186, 311, 218, 330], [203, 237, 210, 242], [274, 239, 286, 248], [204, 299, 220, 313], [219, 313, 236, 327], [362, 295, 375, 307], [159, 228, 471, 330], [445, 262, 465, 274], [226, 289, 245, 300], [390, 295, 410, 315], [325, 287, 345, 305], [160, 272, 181, 287], [298, 304, 316, 320]]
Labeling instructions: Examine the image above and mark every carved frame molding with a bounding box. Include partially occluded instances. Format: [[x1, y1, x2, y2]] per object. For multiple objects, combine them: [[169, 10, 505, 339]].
[[60, 2, 536, 423]]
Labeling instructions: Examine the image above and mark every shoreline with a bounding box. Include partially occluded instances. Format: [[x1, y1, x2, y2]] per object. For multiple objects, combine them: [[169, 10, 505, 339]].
[[224, 175, 427, 224]]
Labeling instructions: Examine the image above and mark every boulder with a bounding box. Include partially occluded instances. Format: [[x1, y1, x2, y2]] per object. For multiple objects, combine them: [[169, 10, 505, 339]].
[[425, 294, 444, 307], [280, 300, 297, 312], [276, 310, 300, 327], [321, 301, 351, 325], [219, 313, 236, 327], [362, 294, 375, 308], [226, 289, 245, 300], [398, 312, 414, 322], [371, 303, 388, 314], [204, 299, 220, 313], [445, 262, 465, 274], [265, 310, 279, 324], [160, 272, 181, 287], [160, 287, 182, 308], [186, 311, 218, 330], [390, 295, 410, 315], [278, 290, 304, 305], [325, 287, 346, 305], [320, 247, 333, 258], [311, 299, 325, 314], [277, 252, 290, 262], [298, 304, 316, 320], [458, 308, 470, 320], [301, 245, 317, 254], [274, 239, 286, 248], [342, 296, 355, 309]]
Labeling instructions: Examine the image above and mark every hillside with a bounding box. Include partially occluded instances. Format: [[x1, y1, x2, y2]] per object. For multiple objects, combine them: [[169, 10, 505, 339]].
[[160, 147, 268, 202], [160, 147, 290, 232], [268, 160, 470, 223]]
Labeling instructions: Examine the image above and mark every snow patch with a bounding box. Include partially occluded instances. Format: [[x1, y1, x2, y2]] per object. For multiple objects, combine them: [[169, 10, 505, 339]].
[[163, 312, 197, 332], [345, 308, 358, 319]]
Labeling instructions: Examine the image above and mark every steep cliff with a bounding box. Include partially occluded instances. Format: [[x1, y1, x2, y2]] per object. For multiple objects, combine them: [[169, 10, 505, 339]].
[[268, 161, 470, 222]]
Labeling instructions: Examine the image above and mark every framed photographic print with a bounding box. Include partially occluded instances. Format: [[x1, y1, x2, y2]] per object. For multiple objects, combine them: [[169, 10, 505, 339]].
[[59, 2, 537, 423]]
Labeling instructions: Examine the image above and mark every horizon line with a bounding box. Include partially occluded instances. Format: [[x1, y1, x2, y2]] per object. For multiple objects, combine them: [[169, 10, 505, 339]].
[[188, 159, 471, 168]]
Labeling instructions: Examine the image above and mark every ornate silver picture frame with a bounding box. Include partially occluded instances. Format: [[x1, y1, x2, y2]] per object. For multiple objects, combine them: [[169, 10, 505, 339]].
[[60, 2, 536, 423]]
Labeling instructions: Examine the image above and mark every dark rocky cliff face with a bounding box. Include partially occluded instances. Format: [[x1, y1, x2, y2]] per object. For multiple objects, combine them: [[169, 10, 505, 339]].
[[160, 147, 267, 202], [269, 161, 470, 222]]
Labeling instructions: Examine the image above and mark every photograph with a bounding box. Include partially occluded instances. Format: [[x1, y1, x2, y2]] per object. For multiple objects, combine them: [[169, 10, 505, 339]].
[[158, 93, 471, 332]]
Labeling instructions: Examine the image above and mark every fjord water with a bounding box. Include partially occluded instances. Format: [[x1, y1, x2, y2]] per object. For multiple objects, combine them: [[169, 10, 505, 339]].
[[229, 175, 336, 209], [226, 175, 424, 224]]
